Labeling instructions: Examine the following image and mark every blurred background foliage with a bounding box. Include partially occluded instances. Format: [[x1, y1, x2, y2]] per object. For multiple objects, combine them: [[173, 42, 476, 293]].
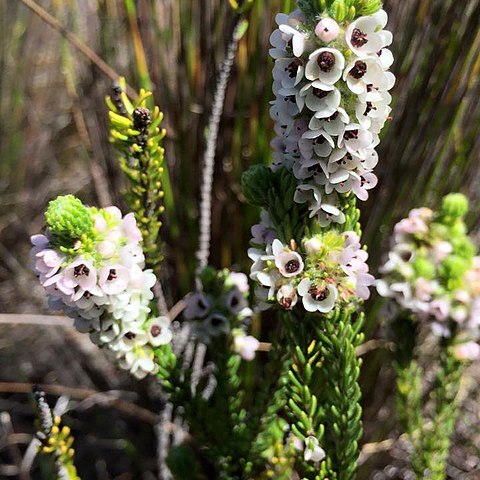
[[0, 0, 479, 478]]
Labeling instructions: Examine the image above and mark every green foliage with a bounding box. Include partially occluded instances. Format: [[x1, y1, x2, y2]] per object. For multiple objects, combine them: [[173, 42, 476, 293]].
[[106, 79, 166, 273], [242, 166, 310, 243], [45, 195, 94, 251], [297, 0, 382, 22], [316, 309, 364, 480], [395, 350, 463, 480], [166, 444, 202, 480]]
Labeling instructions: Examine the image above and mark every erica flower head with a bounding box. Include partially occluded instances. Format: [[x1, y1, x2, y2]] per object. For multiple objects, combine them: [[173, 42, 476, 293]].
[[250, 230, 373, 313], [378, 193, 480, 342], [31, 195, 169, 379]]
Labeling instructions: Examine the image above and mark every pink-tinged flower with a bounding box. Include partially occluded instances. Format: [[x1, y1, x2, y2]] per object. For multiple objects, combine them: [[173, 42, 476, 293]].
[[36, 249, 65, 278], [338, 124, 373, 158], [63, 258, 97, 291], [147, 316, 173, 346], [97, 240, 116, 259], [234, 333, 260, 361], [184, 292, 212, 319], [351, 172, 378, 201], [452, 341, 480, 361], [315, 18, 339, 42], [355, 273, 375, 300], [298, 279, 338, 313], [429, 299, 450, 321], [99, 264, 130, 295], [272, 239, 304, 277], [276, 284, 298, 309], [121, 213, 143, 243], [228, 272, 250, 293], [104, 206, 122, 221]]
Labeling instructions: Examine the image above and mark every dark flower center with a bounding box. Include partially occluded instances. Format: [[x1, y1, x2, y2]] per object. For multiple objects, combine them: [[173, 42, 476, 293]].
[[125, 332, 136, 340], [351, 28, 368, 48], [344, 129, 359, 141], [364, 101, 376, 115], [210, 315, 225, 327], [107, 269, 117, 281], [284, 95, 296, 103], [314, 135, 327, 145], [280, 297, 293, 309], [74, 264, 90, 277], [317, 52, 336, 72], [312, 88, 329, 99], [150, 325, 161, 337], [285, 259, 300, 273], [308, 285, 329, 301], [349, 60, 367, 79], [286, 58, 303, 78]]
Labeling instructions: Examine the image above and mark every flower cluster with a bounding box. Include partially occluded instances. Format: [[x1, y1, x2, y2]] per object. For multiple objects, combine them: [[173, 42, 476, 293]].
[[377, 194, 480, 359], [249, 214, 374, 313], [270, 8, 394, 224], [31, 195, 172, 378], [184, 268, 258, 360]]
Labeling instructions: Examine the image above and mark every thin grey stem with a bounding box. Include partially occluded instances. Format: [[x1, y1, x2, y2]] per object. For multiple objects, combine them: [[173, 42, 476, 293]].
[[195, 19, 244, 288]]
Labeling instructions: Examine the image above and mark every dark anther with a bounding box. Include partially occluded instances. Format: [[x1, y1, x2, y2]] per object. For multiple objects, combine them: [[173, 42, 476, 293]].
[[151, 325, 161, 337], [286, 58, 303, 78], [308, 285, 329, 301], [74, 264, 90, 277], [285, 259, 300, 273], [344, 129, 359, 141], [107, 269, 117, 281], [317, 51, 336, 72], [349, 60, 367, 79], [351, 28, 368, 48]]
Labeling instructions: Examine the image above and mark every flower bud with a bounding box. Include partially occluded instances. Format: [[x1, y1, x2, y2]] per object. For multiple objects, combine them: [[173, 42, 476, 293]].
[[315, 18, 339, 42]]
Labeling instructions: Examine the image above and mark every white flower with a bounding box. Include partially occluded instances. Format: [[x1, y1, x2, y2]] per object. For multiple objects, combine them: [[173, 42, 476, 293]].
[[299, 129, 335, 159], [234, 333, 260, 361], [298, 279, 338, 313], [147, 316, 173, 347], [294, 184, 323, 217], [304, 237, 323, 255], [184, 292, 212, 319], [343, 56, 394, 95], [345, 10, 393, 56], [299, 82, 340, 118], [338, 124, 373, 158], [99, 264, 130, 295], [315, 17, 339, 42], [225, 288, 248, 314], [276, 284, 298, 309], [269, 13, 306, 58], [63, 258, 97, 291], [202, 313, 231, 336], [274, 58, 305, 88], [272, 239, 304, 277], [304, 436, 326, 463], [305, 48, 345, 85]]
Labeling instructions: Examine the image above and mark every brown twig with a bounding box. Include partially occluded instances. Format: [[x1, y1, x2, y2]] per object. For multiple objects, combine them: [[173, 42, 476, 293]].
[[17, 0, 136, 98], [0, 382, 160, 426]]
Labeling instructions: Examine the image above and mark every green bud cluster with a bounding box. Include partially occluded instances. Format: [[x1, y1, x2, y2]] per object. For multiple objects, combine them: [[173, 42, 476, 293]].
[[298, 0, 382, 23], [106, 78, 166, 273], [45, 195, 97, 255]]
